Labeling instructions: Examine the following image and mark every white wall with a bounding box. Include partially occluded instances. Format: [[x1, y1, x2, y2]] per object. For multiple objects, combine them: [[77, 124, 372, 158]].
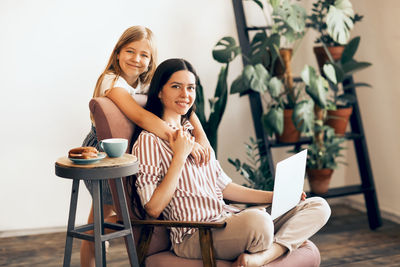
[[0, 0, 252, 234], [1, 0, 399, 235]]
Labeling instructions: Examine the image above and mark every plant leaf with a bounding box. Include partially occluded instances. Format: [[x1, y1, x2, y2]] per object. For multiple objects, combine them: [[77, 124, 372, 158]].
[[230, 74, 247, 95], [342, 60, 372, 76], [341, 36, 360, 64], [268, 77, 283, 98], [194, 81, 206, 125], [300, 64, 315, 86], [269, 0, 280, 9], [250, 0, 264, 10], [262, 107, 284, 136], [323, 63, 337, 84], [337, 93, 356, 105], [326, 0, 354, 45], [212, 36, 241, 64], [249, 64, 270, 93], [343, 82, 372, 90], [272, 0, 307, 44], [293, 100, 314, 135], [302, 65, 329, 108]]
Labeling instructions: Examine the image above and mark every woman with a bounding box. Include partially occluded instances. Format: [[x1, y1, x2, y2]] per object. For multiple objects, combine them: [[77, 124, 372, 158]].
[[80, 26, 211, 267], [132, 58, 331, 267]]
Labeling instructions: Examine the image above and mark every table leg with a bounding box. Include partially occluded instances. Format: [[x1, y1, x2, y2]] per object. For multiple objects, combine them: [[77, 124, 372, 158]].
[[93, 180, 106, 267], [115, 178, 140, 267], [63, 179, 79, 267]]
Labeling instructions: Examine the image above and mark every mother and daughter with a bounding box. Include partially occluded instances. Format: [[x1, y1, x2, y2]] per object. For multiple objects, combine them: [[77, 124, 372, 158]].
[[81, 25, 330, 267]]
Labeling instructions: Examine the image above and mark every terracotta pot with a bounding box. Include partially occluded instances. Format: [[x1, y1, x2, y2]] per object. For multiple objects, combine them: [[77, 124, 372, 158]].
[[276, 109, 301, 143], [306, 168, 334, 195], [313, 46, 344, 72], [326, 106, 353, 136]]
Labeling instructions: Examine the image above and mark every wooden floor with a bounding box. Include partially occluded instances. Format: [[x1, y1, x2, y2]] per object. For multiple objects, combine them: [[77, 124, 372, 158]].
[[1, 204, 400, 267]]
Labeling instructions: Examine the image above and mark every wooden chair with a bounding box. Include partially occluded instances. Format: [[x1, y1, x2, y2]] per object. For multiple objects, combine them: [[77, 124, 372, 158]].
[[89, 96, 321, 267]]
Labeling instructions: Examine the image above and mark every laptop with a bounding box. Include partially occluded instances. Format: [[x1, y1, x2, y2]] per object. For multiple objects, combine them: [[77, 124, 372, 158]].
[[270, 149, 307, 220]]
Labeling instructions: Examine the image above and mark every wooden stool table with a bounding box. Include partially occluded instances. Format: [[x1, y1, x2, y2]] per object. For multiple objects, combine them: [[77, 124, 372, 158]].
[[55, 153, 139, 267]]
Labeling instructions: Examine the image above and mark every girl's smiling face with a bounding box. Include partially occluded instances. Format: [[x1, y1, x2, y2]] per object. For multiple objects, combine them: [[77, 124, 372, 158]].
[[117, 39, 151, 86], [158, 70, 196, 121]]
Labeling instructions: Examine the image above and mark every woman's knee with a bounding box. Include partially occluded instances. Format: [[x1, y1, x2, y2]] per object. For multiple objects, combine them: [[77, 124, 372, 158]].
[[240, 209, 274, 245], [308, 197, 331, 225]]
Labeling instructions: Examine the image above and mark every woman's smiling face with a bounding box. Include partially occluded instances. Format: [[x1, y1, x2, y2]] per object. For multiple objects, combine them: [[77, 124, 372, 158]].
[[158, 70, 196, 118]]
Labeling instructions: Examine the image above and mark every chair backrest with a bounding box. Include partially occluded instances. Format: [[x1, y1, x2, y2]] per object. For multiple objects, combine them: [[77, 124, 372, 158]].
[[89, 96, 171, 256], [89, 95, 147, 149]]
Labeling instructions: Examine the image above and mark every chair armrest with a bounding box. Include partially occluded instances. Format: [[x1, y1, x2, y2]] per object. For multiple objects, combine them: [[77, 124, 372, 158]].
[[131, 219, 226, 229], [224, 199, 268, 206]]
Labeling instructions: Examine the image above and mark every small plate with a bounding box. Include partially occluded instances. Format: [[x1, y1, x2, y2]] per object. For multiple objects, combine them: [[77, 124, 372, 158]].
[[68, 153, 106, 165]]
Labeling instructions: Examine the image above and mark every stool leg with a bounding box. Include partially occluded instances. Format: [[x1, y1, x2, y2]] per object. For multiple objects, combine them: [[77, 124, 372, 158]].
[[63, 179, 79, 267], [92, 180, 106, 267], [115, 178, 140, 267]]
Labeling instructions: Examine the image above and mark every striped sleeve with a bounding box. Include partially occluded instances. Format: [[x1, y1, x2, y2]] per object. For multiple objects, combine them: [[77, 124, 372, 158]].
[[215, 164, 232, 190], [210, 151, 232, 191], [133, 132, 162, 207]]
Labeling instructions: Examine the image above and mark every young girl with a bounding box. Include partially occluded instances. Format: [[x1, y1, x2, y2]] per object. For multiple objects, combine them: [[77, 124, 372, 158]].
[[80, 26, 211, 267], [132, 58, 331, 267]]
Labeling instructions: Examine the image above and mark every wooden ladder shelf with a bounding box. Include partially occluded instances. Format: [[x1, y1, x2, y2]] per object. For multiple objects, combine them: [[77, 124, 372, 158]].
[[231, 0, 382, 230]]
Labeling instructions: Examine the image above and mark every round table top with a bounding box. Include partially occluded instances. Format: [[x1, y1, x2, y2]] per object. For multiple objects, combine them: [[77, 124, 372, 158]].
[[55, 153, 139, 180]]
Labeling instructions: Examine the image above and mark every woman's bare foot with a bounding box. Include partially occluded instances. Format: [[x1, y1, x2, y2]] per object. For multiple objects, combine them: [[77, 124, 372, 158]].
[[231, 243, 288, 267]]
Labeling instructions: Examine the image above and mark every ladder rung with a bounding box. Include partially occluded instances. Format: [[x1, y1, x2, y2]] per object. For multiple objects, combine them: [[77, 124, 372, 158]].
[[307, 185, 374, 198], [246, 26, 271, 31]]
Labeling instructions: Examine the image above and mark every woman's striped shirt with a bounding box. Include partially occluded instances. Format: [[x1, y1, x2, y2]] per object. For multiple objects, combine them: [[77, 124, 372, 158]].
[[133, 121, 238, 244]]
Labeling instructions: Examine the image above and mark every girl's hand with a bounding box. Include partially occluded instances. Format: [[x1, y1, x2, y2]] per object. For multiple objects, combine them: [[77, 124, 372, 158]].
[[168, 128, 195, 161], [191, 143, 211, 165], [301, 191, 307, 201]]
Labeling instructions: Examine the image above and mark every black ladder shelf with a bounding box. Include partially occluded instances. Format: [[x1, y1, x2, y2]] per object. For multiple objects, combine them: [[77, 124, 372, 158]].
[[232, 0, 382, 230]]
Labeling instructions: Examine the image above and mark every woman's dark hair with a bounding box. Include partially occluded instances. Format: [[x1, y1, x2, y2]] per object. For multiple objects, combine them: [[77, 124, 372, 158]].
[[128, 58, 199, 218]]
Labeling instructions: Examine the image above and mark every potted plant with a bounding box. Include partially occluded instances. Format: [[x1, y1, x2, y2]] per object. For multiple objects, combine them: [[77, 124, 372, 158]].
[[307, 0, 363, 71], [299, 64, 346, 194], [305, 125, 346, 194], [230, 63, 314, 141], [247, 0, 308, 142], [322, 36, 372, 135], [195, 37, 240, 154], [228, 137, 274, 191]]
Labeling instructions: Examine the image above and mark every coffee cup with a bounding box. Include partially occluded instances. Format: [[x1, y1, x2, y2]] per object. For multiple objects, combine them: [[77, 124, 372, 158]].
[[100, 138, 128, 158]]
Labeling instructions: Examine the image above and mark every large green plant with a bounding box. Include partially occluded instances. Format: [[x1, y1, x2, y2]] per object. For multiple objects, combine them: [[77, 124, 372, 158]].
[[322, 36, 372, 106], [195, 37, 240, 153], [269, 0, 307, 47], [248, 0, 307, 108], [231, 63, 314, 137], [299, 64, 346, 169], [249, 0, 307, 47], [228, 137, 274, 191], [307, 0, 363, 46]]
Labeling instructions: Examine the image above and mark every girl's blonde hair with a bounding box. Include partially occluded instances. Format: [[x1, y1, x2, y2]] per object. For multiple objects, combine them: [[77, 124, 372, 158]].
[[93, 26, 157, 97]]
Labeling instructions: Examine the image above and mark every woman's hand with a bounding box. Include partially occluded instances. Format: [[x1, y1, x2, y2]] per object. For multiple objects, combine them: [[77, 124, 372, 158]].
[[301, 191, 307, 201], [190, 142, 211, 165], [168, 128, 195, 162]]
